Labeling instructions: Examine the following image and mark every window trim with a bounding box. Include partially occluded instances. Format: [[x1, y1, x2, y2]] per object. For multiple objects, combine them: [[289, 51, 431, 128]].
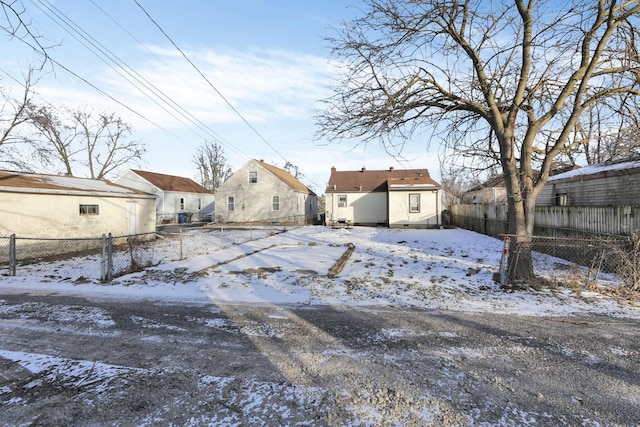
[[272, 195, 280, 211], [249, 171, 258, 184], [79, 204, 99, 215], [228, 196, 235, 211], [409, 193, 420, 213], [337, 195, 347, 208], [556, 193, 568, 206]]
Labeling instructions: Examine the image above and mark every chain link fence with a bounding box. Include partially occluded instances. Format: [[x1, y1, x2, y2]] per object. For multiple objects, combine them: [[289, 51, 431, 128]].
[[0, 226, 288, 283], [499, 233, 640, 291], [0, 233, 157, 282]]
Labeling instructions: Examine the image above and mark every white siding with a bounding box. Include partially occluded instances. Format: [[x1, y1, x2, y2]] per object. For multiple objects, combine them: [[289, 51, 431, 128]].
[[325, 192, 388, 225], [114, 170, 214, 221], [215, 160, 314, 223], [388, 189, 441, 228], [163, 191, 213, 216], [461, 187, 507, 205], [0, 192, 155, 238], [114, 169, 163, 210]]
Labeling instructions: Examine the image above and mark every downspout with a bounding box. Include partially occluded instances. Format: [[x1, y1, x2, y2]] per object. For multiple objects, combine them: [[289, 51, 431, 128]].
[[436, 189, 441, 227], [161, 190, 165, 223]]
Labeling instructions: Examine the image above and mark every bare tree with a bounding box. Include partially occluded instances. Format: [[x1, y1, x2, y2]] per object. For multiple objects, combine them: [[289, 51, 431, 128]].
[[570, 97, 640, 165], [28, 105, 145, 179], [28, 105, 77, 175], [283, 161, 300, 178], [74, 108, 144, 179], [317, 0, 640, 283], [192, 140, 232, 191], [0, 68, 36, 169], [439, 171, 467, 209], [0, 1, 53, 66]]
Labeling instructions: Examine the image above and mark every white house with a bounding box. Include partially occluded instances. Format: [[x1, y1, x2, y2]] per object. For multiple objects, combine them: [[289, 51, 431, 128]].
[[460, 175, 508, 205], [215, 159, 318, 225], [114, 169, 214, 224], [325, 166, 442, 228], [0, 170, 156, 238]]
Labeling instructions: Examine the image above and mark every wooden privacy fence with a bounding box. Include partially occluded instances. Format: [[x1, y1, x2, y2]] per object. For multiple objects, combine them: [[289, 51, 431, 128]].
[[450, 204, 640, 238]]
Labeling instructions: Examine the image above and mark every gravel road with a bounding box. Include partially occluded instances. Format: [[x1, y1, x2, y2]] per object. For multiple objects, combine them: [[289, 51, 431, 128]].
[[1, 292, 639, 426]]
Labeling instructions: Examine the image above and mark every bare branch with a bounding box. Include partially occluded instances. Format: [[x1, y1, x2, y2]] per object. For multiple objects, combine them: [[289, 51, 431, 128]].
[[0, 1, 54, 67], [192, 140, 232, 192], [0, 67, 36, 151], [26, 105, 145, 178], [317, 0, 640, 283]]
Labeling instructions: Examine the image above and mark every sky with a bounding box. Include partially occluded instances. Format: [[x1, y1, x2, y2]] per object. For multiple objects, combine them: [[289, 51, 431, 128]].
[[0, 0, 442, 193]]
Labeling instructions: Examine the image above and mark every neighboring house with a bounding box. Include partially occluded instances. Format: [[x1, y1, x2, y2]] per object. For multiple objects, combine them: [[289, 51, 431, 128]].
[[325, 166, 442, 228], [215, 159, 318, 225], [460, 175, 507, 205], [537, 158, 640, 206], [461, 165, 576, 205], [0, 170, 155, 238], [114, 169, 214, 223]]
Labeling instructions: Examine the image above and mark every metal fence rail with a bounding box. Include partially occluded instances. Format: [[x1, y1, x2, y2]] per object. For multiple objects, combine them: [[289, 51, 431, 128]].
[[0, 226, 285, 283], [500, 234, 638, 290], [1, 233, 157, 282]]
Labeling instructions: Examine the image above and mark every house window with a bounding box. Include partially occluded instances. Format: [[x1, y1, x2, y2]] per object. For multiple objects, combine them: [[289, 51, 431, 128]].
[[338, 195, 347, 207], [79, 204, 99, 215], [272, 195, 280, 211], [197, 198, 202, 210], [556, 193, 568, 206], [249, 171, 258, 183], [180, 198, 185, 210], [228, 196, 235, 211], [409, 194, 420, 213]]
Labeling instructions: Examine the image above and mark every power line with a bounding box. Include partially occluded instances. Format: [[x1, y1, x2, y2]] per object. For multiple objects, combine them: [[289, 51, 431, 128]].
[[132, 0, 291, 166], [6, 1, 324, 190], [27, 0, 251, 163], [86, 0, 240, 151]]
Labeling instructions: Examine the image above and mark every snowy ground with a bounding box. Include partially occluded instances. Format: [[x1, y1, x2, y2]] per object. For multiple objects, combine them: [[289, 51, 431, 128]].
[[2, 226, 640, 426], [1, 226, 638, 318]]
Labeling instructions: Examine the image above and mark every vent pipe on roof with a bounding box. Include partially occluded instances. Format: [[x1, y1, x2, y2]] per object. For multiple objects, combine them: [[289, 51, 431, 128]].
[[361, 167, 366, 172], [333, 184, 336, 190], [390, 167, 394, 171]]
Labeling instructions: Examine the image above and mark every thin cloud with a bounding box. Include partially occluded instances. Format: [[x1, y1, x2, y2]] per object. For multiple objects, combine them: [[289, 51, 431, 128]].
[[96, 44, 337, 129]]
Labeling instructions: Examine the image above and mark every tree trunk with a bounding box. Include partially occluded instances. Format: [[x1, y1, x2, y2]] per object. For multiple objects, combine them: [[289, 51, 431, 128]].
[[506, 194, 535, 287]]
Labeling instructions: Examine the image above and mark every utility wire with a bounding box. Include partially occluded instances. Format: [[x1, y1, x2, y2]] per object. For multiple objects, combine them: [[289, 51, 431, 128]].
[[87, 0, 242, 155], [29, 0, 251, 163], [132, 0, 290, 166], [8, 0, 323, 191]]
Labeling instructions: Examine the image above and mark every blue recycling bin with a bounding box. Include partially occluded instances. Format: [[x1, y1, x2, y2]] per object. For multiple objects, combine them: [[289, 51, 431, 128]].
[[178, 213, 187, 224]]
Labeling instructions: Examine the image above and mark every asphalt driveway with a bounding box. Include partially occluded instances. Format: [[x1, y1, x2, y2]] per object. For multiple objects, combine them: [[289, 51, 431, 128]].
[[1, 292, 639, 426]]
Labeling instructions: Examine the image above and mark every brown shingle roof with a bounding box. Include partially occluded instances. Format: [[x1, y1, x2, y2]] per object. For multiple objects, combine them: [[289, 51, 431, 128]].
[[0, 170, 151, 196], [256, 160, 316, 195], [130, 170, 212, 194], [326, 166, 440, 193]]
